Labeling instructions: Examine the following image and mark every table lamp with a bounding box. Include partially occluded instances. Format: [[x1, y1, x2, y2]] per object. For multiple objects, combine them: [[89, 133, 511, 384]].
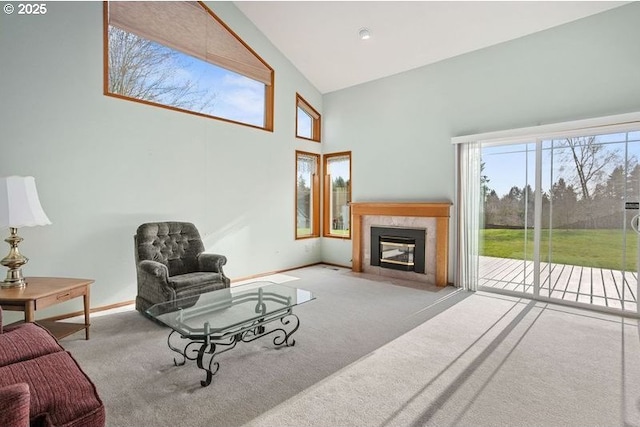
[[0, 176, 51, 288]]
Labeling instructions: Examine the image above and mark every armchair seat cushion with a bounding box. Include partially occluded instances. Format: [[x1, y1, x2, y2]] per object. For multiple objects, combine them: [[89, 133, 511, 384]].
[[169, 272, 228, 291]]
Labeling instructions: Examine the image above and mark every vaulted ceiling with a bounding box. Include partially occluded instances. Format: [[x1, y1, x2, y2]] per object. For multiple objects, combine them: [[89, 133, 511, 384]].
[[235, 1, 629, 94]]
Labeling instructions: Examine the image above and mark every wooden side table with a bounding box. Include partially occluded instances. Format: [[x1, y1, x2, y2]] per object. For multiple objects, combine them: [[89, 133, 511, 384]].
[[0, 277, 93, 340]]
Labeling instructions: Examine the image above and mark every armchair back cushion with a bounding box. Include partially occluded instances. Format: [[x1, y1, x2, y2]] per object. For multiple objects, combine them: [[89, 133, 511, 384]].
[[136, 222, 205, 277]]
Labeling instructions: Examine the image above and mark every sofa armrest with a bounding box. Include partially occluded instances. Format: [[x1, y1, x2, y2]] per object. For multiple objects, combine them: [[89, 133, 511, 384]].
[[0, 383, 30, 427], [0, 305, 3, 334], [197, 253, 227, 274]]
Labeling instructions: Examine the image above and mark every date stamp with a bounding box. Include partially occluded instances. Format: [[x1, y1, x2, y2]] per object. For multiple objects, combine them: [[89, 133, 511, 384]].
[[4, 3, 47, 15]]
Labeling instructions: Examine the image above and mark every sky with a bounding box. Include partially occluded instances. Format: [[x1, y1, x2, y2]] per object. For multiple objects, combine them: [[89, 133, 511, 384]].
[[482, 132, 640, 199], [171, 53, 265, 127], [108, 25, 267, 128]]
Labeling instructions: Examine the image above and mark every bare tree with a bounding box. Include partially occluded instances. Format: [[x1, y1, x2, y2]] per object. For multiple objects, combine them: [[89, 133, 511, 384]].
[[561, 136, 621, 201], [108, 27, 216, 112]]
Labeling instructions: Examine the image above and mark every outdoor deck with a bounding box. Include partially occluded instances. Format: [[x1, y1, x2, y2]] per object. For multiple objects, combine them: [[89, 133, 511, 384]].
[[479, 256, 638, 312]]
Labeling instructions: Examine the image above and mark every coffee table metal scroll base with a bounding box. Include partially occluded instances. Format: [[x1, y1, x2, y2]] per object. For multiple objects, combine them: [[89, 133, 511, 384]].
[[166, 310, 300, 387]]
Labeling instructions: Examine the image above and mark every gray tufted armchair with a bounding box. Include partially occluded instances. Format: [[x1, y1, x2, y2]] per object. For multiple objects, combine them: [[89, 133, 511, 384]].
[[134, 222, 230, 315]]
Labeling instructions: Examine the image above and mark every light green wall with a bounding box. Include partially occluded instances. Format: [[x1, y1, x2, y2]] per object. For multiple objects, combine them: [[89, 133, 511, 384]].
[[0, 1, 323, 320], [321, 2, 640, 269], [1, 2, 639, 318]]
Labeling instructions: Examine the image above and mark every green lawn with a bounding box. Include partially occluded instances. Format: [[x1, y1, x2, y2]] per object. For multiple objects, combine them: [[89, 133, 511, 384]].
[[480, 228, 638, 271]]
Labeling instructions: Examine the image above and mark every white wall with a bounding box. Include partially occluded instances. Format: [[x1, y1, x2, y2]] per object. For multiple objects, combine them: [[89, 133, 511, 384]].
[[0, 1, 323, 320], [321, 2, 640, 274]]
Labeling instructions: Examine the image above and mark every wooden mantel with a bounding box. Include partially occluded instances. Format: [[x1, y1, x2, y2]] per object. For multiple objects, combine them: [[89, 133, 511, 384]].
[[351, 202, 452, 287]]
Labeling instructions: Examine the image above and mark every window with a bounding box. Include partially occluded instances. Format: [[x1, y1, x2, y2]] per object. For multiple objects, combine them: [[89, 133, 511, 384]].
[[296, 94, 321, 142], [324, 152, 351, 238], [104, 1, 274, 130], [296, 151, 320, 239]]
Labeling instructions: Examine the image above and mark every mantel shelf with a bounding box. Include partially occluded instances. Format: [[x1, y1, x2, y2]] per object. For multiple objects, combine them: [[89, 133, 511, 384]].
[[351, 202, 451, 218]]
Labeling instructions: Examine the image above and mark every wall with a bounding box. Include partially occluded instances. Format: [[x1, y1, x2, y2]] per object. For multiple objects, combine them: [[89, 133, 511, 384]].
[[321, 2, 640, 275], [0, 1, 323, 320], [2, 2, 640, 320]]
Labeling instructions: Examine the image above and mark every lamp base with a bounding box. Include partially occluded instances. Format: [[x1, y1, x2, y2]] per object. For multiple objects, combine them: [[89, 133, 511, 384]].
[[1, 227, 29, 289], [1, 276, 27, 289]]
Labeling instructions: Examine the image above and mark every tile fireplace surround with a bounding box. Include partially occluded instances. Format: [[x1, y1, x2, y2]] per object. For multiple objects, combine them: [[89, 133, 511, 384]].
[[351, 202, 452, 287]]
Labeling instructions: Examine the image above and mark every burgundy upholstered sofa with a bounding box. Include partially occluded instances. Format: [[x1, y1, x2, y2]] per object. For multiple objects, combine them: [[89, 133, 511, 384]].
[[0, 306, 105, 427]]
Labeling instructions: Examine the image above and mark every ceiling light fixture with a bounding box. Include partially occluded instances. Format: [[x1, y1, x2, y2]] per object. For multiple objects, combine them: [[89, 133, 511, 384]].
[[358, 28, 371, 40]]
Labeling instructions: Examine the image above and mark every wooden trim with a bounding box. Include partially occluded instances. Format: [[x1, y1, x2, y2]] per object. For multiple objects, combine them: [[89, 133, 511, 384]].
[[350, 202, 452, 287], [312, 172, 320, 235], [436, 216, 449, 287], [352, 212, 363, 269], [103, 1, 109, 96], [351, 202, 451, 218], [264, 75, 274, 131]]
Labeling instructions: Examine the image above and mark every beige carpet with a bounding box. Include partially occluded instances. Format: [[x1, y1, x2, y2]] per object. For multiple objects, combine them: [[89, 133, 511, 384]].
[[62, 265, 466, 427], [243, 291, 640, 427], [63, 265, 640, 426]]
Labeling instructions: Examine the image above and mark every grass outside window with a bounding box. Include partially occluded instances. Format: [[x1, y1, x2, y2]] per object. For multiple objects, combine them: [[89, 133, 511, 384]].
[[480, 228, 638, 271]]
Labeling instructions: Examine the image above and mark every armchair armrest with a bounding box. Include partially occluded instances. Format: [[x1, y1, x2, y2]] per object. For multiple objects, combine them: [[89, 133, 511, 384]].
[[136, 260, 175, 306], [197, 253, 227, 273], [0, 383, 30, 427], [138, 260, 169, 280], [0, 305, 3, 334]]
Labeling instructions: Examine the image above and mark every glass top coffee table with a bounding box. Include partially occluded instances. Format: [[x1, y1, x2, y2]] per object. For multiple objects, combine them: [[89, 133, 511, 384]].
[[146, 282, 315, 387]]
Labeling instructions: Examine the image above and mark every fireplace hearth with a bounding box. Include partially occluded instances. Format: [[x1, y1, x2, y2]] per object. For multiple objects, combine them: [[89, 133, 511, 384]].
[[371, 226, 426, 273]]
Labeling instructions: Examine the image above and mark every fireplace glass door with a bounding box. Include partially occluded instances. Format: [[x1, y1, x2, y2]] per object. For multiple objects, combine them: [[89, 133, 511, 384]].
[[380, 236, 415, 270], [371, 226, 426, 273]]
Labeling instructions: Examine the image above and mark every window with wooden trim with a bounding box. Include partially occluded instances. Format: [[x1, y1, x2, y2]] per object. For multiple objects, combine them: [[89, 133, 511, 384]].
[[104, 1, 274, 130], [324, 152, 351, 238], [296, 151, 320, 239], [296, 93, 321, 142]]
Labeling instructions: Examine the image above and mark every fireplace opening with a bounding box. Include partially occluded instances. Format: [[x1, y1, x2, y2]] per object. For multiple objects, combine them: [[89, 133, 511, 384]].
[[371, 226, 426, 274], [380, 236, 415, 271]]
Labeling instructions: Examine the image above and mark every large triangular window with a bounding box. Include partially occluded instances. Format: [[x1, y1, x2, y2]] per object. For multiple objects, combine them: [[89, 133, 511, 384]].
[[104, 1, 274, 130]]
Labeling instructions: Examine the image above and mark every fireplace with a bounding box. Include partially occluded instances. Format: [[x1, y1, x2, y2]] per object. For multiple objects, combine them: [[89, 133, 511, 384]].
[[351, 202, 451, 287], [371, 226, 426, 273]]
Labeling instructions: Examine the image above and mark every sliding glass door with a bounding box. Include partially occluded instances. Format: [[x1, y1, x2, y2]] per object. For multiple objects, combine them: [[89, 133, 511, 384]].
[[475, 130, 640, 314], [479, 143, 536, 295]]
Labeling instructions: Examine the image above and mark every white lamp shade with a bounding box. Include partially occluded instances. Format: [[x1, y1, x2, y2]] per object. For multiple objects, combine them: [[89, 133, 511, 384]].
[[0, 176, 52, 228]]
